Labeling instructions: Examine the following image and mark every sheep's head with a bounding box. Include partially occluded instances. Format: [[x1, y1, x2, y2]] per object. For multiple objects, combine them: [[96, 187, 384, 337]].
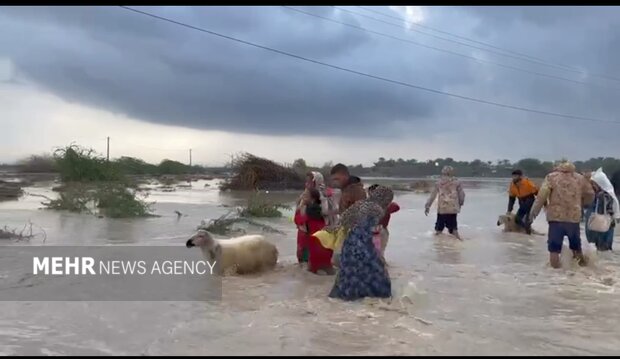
[[186, 229, 221, 263], [186, 229, 215, 249], [497, 214, 511, 226]]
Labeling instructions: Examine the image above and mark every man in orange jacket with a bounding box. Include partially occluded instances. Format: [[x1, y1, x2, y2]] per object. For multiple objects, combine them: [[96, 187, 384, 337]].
[[508, 169, 538, 235]]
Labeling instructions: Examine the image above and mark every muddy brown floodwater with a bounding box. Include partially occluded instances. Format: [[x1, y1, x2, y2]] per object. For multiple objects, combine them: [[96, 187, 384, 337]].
[[0, 178, 619, 355]]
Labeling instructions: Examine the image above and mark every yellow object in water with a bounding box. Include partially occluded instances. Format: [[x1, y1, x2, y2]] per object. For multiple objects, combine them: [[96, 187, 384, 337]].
[[314, 227, 347, 251]]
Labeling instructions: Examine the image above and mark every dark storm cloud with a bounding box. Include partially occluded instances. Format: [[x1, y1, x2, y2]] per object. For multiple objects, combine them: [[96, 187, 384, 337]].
[[418, 7, 620, 131], [1, 5, 620, 143], [0, 6, 440, 137]]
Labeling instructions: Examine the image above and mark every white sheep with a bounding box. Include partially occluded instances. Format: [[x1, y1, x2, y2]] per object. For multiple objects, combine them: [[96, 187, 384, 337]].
[[496, 213, 544, 236], [186, 230, 278, 275]]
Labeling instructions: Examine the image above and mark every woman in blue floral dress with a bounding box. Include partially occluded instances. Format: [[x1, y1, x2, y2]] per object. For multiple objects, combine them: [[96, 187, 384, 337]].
[[328, 185, 393, 301]]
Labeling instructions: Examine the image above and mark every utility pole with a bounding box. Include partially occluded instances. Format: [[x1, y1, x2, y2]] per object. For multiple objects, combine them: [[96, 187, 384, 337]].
[[189, 148, 192, 167], [227, 153, 234, 168], [106, 136, 110, 162]]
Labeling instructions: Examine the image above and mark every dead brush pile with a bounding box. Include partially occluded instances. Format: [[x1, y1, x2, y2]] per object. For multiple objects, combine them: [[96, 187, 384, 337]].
[[0, 222, 46, 242], [220, 153, 305, 191]]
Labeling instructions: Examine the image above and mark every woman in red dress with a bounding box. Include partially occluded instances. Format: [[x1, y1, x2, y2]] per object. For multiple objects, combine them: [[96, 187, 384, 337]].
[[301, 189, 334, 274]]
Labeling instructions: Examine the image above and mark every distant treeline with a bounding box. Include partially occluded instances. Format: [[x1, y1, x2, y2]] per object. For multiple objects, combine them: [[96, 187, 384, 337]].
[[7, 151, 620, 180], [350, 157, 620, 178], [10, 149, 228, 177], [292, 157, 620, 179]]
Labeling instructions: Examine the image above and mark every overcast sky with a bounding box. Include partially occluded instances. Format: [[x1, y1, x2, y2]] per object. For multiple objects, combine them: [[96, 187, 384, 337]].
[[1, 6, 620, 167]]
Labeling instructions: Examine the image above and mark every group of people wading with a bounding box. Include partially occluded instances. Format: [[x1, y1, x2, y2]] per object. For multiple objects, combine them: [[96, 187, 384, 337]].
[[294, 164, 399, 301], [508, 161, 619, 268], [293, 161, 620, 301]]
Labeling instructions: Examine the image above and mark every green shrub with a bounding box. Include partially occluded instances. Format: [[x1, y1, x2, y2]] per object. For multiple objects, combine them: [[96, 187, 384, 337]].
[[53, 145, 122, 182], [43, 184, 92, 213], [43, 182, 153, 218], [114, 156, 158, 176], [95, 183, 153, 218]]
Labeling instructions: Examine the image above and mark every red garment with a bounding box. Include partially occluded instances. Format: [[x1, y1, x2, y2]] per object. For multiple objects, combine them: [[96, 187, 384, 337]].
[[294, 209, 308, 263], [299, 212, 333, 273], [379, 202, 400, 229]]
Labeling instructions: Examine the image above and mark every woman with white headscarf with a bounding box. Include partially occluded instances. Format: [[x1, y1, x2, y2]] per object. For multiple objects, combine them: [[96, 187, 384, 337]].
[[585, 168, 620, 251], [294, 171, 338, 273], [295, 172, 338, 223]]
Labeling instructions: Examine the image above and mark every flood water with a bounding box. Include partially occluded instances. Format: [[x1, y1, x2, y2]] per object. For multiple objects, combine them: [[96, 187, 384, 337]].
[[1, 178, 619, 355]]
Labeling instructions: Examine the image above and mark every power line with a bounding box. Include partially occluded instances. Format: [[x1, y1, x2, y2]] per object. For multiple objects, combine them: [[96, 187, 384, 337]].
[[282, 6, 620, 91], [335, 6, 620, 83], [118, 6, 620, 126], [360, 6, 620, 85], [358, 6, 577, 71]]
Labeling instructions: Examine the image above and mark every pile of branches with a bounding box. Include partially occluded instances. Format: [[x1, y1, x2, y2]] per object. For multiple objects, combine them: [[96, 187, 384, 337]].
[[220, 153, 305, 191], [0, 222, 46, 242]]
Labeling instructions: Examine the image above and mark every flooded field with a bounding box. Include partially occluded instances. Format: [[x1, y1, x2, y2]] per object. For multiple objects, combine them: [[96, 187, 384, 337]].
[[1, 178, 619, 355]]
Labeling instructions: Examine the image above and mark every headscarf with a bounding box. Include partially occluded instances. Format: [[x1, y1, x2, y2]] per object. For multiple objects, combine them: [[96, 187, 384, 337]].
[[441, 165, 455, 177], [340, 185, 393, 231], [296, 172, 320, 211], [296, 171, 339, 224], [311, 171, 325, 191], [367, 185, 394, 209], [591, 167, 620, 220]]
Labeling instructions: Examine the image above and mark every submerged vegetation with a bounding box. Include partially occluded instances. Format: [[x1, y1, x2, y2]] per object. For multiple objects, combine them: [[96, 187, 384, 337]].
[[0, 180, 24, 201], [43, 145, 153, 218], [44, 182, 152, 218], [197, 195, 289, 236], [0, 222, 46, 242], [199, 211, 285, 237]]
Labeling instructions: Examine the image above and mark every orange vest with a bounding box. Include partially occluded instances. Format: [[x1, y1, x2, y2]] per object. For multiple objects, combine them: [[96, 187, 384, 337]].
[[509, 178, 538, 199]]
